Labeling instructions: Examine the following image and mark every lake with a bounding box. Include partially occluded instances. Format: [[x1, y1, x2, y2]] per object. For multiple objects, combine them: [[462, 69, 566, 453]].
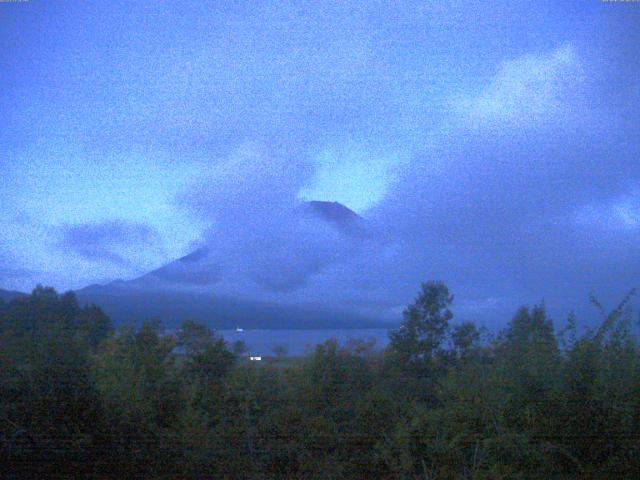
[[218, 328, 392, 357]]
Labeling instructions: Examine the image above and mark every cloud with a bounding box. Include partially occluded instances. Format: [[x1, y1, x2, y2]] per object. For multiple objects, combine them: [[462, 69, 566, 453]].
[[165, 43, 633, 324], [576, 189, 640, 232], [165, 43, 640, 325], [171, 137, 478, 314], [0, 266, 34, 281], [363, 44, 640, 321], [178, 142, 313, 221], [454, 44, 586, 131], [176, 142, 383, 294], [60, 220, 160, 268], [298, 141, 405, 214]]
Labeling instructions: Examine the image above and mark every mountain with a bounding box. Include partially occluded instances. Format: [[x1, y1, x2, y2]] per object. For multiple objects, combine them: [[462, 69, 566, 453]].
[[74, 285, 381, 329], [0, 288, 27, 303], [75, 201, 386, 329], [135, 247, 220, 287], [306, 200, 362, 224], [304, 201, 366, 236]]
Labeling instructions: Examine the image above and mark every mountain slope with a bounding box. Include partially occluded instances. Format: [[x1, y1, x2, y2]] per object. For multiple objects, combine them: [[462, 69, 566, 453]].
[[0, 288, 27, 302], [74, 284, 382, 329], [75, 201, 387, 329]]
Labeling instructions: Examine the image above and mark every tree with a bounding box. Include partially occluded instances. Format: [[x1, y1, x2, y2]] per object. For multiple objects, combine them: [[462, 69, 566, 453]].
[[272, 344, 288, 358], [503, 305, 557, 354], [177, 320, 214, 355], [389, 281, 453, 368], [232, 339, 248, 356], [451, 321, 482, 360], [0, 287, 110, 478], [75, 304, 112, 349], [91, 320, 181, 476]]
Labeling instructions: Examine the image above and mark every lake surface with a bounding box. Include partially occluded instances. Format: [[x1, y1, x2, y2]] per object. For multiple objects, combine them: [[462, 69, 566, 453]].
[[218, 328, 392, 357]]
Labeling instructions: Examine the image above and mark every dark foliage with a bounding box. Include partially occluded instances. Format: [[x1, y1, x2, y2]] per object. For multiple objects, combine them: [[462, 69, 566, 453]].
[[1, 284, 639, 479]]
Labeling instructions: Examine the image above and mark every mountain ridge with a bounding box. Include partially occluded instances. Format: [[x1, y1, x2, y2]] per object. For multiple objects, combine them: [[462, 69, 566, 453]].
[[0, 288, 27, 303]]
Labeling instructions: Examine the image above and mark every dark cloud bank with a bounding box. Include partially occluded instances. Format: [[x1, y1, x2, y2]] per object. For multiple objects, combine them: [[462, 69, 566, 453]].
[[60, 220, 160, 268]]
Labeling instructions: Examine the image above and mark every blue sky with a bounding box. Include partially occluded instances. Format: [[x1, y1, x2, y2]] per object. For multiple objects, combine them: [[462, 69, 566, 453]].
[[1, 0, 639, 325]]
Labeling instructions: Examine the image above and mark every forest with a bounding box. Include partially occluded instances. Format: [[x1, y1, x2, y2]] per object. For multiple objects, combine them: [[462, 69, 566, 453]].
[[1, 282, 639, 479]]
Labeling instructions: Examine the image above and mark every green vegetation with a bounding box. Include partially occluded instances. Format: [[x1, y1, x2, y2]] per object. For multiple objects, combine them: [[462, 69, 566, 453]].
[[1, 282, 639, 479]]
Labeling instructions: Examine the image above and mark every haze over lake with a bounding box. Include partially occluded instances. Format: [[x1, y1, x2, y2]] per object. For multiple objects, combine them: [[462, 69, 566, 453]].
[[218, 328, 391, 357]]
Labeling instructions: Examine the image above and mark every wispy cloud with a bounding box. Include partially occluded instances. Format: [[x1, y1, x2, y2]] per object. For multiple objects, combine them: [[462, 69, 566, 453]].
[[576, 189, 640, 232], [454, 44, 585, 130], [60, 220, 161, 268]]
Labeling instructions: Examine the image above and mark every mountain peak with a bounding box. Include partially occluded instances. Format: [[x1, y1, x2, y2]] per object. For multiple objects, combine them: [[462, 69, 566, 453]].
[[306, 201, 362, 225]]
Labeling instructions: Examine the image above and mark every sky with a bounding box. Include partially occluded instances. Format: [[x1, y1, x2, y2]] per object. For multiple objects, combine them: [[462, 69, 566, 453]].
[[1, 0, 639, 327]]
